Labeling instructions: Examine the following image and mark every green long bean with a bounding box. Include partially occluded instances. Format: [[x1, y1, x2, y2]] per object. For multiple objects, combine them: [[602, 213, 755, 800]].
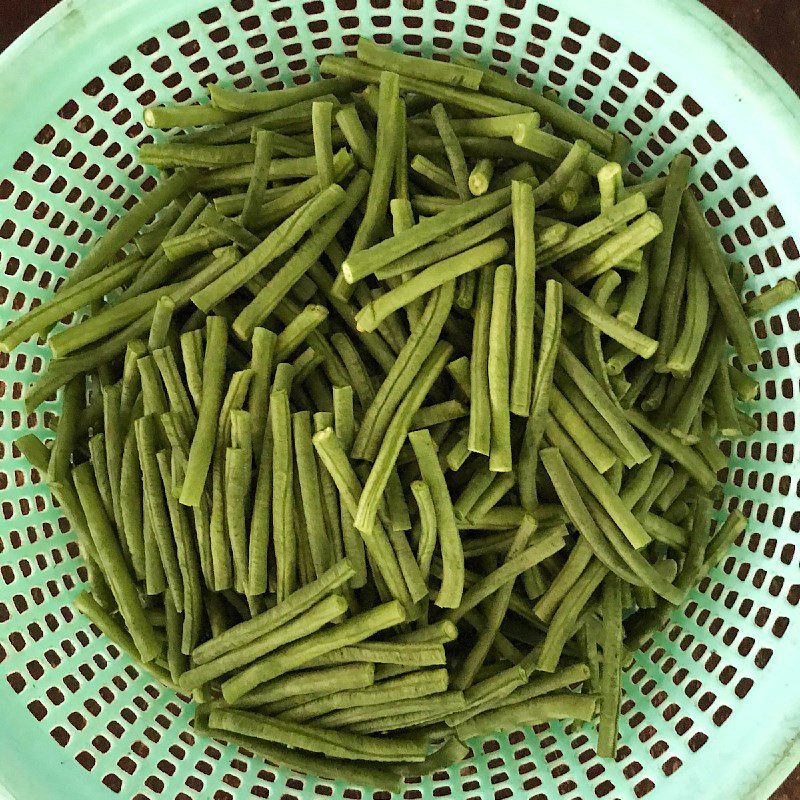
[[682, 192, 760, 366], [510, 180, 537, 416], [487, 262, 514, 472], [180, 316, 227, 506]]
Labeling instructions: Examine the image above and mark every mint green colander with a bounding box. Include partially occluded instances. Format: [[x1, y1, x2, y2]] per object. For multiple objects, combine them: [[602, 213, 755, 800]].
[[0, 0, 798, 798]]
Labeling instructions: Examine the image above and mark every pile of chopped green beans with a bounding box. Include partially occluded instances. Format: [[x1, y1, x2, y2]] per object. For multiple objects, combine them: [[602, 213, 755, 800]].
[[7, 38, 791, 789]]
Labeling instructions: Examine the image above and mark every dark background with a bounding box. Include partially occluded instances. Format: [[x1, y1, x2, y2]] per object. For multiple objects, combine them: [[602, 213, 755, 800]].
[[0, 0, 798, 797]]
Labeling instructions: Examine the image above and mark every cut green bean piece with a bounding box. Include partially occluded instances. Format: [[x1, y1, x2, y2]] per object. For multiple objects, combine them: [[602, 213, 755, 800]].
[[209, 77, 355, 113], [74, 592, 176, 689], [654, 223, 690, 369], [304, 642, 445, 670], [336, 104, 376, 170], [63, 170, 198, 288], [353, 283, 454, 461], [544, 415, 650, 549], [270, 388, 296, 601], [544, 270, 657, 359], [356, 239, 507, 333], [597, 575, 623, 758], [248, 327, 278, 462], [582, 270, 621, 401], [144, 103, 248, 128], [640, 154, 691, 340], [200, 720, 403, 791], [221, 600, 407, 702], [210, 705, 425, 762], [411, 155, 458, 196], [323, 55, 525, 119], [194, 184, 345, 312], [375, 205, 512, 281], [294, 411, 334, 578], [566, 212, 662, 285], [411, 479, 437, 582], [153, 346, 195, 423], [519, 280, 563, 510], [358, 37, 482, 89], [312, 428, 411, 606], [409, 429, 463, 608], [235, 663, 374, 708], [728, 364, 759, 402], [487, 262, 514, 471], [180, 317, 227, 506], [469, 158, 494, 196], [744, 278, 798, 316], [431, 104, 470, 201], [156, 450, 203, 652], [49, 376, 84, 481], [311, 101, 335, 190], [664, 255, 710, 377], [469, 265, 495, 455], [463, 64, 612, 153], [343, 186, 513, 283], [73, 463, 161, 661], [275, 304, 329, 361], [711, 358, 741, 436], [410, 400, 467, 430], [511, 180, 537, 416], [135, 414, 184, 609], [282, 668, 447, 723], [704, 509, 747, 570], [355, 340, 452, 536], [668, 317, 727, 441], [537, 558, 607, 672], [333, 387, 367, 587], [241, 130, 274, 230], [194, 558, 355, 665], [457, 692, 597, 740], [350, 71, 401, 256], [147, 295, 176, 352], [181, 594, 348, 690], [682, 192, 760, 366], [0, 255, 142, 352]]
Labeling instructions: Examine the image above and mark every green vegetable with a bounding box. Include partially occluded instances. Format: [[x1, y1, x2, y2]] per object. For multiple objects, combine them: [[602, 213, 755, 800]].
[[468, 265, 495, 456], [358, 37, 483, 90], [73, 462, 161, 661], [510, 180, 537, 416], [682, 192, 760, 366], [336, 104, 376, 170], [487, 263, 514, 472], [469, 158, 495, 196], [180, 316, 227, 506], [221, 600, 407, 702], [355, 239, 507, 333], [208, 77, 355, 113], [597, 575, 624, 757], [4, 42, 761, 778], [744, 277, 798, 316], [409, 429, 463, 608]]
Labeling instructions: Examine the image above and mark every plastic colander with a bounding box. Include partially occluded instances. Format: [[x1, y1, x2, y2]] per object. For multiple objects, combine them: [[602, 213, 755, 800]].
[[0, 0, 798, 798]]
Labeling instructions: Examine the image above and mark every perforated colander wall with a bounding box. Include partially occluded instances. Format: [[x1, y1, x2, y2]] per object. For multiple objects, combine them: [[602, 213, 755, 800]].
[[0, 1, 798, 799]]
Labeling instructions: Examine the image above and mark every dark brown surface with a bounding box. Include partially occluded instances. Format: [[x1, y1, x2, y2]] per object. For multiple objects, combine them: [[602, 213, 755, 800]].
[[703, 0, 800, 91], [0, 0, 797, 796]]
